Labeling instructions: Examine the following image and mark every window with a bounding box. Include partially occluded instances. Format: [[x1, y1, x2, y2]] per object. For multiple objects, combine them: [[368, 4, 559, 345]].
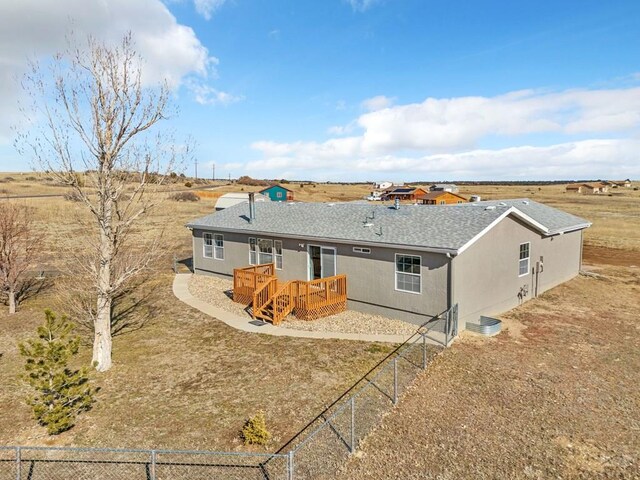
[[353, 246, 371, 254], [519, 242, 530, 276], [249, 237, 257, 265], [439, 200, 446, 205], [203, 233, 213, 258], [274, 240, 283, 269], [276, 191, 283, 199], [213, 234, 224, 260], [457, 200, 463, 204], [258, 238, 273, 264], [395, 254, 421, 294]]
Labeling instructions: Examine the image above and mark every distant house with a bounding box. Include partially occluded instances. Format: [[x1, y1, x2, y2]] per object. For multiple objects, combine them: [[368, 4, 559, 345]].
[[381, 187, 427, 201], [215, 192, 269, 211], [430, 184, 459, 193], [373, 181, 394, 190], [260, 185, 294, 202], [418, 191, 468, 205], [609, 179, 632, 188], [565, 183, 608, 194], [188, 198, 590, 330]]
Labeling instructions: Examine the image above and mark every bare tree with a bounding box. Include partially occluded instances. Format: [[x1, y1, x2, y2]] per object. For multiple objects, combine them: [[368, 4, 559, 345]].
[[0, 202, 35, 314], [17, 34, 185, 371]]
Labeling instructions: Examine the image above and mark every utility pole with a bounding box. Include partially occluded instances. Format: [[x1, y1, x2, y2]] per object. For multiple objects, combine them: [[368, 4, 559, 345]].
[[194, 158, 198, 180], [212, 163, 215, 181]]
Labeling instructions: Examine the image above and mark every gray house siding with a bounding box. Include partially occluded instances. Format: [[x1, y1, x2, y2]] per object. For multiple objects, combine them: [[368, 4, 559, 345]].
[[452, 215, 582, 328], [192, 228, 449, 325]]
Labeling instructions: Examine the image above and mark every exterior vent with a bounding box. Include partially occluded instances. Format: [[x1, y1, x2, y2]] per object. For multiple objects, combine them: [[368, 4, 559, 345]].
[[485, 205, 496, 210]]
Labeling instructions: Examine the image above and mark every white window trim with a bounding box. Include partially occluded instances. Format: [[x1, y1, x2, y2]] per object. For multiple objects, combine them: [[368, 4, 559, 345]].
[[518, 242, 530, 277], [248, 237, 257, 265], [394, 253, 422, 295], [274, 240, 283, 270], [307, 244, 337, 281], [203, 232, 213, 258], [213, 234, 224, 260]]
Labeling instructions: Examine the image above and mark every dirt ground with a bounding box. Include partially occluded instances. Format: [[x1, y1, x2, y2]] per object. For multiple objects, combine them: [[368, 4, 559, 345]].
[[0, 273, 394, 451], [338, 260, 640, 479]]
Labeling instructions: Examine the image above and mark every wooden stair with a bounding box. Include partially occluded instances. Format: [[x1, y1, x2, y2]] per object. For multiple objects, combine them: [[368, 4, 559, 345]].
[[234, 263, 347, 325]]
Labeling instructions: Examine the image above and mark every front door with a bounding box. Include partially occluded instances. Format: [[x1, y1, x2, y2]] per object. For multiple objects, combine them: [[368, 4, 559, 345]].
[[308, 245, 336, 280]]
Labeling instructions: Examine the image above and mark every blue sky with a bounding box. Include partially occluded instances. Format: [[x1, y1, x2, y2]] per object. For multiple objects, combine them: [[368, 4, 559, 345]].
[[1, 0, 639, 180]]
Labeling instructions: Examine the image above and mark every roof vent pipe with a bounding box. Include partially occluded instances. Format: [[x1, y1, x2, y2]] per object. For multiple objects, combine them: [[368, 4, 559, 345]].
[[248, 192, 256, 223], [394, 198, 400, 210]]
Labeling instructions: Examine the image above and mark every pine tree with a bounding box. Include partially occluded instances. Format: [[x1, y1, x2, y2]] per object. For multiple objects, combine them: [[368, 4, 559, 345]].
[[19, 309, 96, 435]]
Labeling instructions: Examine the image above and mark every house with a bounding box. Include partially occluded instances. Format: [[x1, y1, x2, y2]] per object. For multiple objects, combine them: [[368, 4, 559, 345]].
[[417, 191, 468, 205], [259, 184, 294, 202], [609, 179, 632, 188], [373, 181, 394, 190], [565, 183, 608, 194], [187, 199, 590, 331], [381, 187, 427, 201], [214, 192, 270, 211], [430, 184, 459, 193]]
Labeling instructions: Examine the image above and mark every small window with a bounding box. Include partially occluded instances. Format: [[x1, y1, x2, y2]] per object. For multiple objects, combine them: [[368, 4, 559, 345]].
[[214, 234, 224, 260], [353, 247, 371, 254], [249, 237, 257, 265], [203, 233, 213, 258], [457, 200, 463, 204], [439, 200, 446, 205], [395, 254, 421, 294], [258, 238, 273, 264], [519, 242, 530, 276], [274, 240, 283, 270], [276, 191, 283, 198]]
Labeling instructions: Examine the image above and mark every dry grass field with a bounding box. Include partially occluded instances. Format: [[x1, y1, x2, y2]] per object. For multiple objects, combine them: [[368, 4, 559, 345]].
[[0, 175, 638, 476]]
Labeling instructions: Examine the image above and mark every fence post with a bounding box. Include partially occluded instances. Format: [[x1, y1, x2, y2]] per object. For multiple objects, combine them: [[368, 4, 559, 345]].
[[444, 311, 449, 346], [15, 447, 20, 480], [288, 450, 295, 480], [350, 397, 356, 453], [172, 254, 177, 273], [422, 334, 427, 369], [393, 358, 398, 405], [150, 450, 156, 480]]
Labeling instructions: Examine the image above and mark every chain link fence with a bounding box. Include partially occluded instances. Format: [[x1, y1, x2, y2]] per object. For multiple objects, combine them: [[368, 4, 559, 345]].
[[0, 447, 290, 480], [2, 305, 457, 480]]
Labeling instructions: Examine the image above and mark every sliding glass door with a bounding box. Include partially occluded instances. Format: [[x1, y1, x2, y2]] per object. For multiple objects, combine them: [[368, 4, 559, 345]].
[[308, 245, 336, 280]]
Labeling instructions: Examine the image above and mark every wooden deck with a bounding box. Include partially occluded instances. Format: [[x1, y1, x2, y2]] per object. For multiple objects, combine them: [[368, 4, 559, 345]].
[[232, 264, 347, 325]]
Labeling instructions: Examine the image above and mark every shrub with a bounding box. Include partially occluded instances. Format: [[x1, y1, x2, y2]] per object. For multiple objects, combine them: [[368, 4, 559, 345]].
[[19, 310, 96, 435], [170, 191, 200, 202], [63, 190, 83, 202], [184, 181, 192, 188], [25, 176, 37, 181], [237, 176, 270, 187], [241, 411, 270, 446]]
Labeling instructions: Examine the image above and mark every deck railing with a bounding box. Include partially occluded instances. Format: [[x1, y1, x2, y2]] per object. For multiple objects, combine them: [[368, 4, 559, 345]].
[[232, 264, 347, 324], [293, 275, 347, 321], [232, 264, 276, 304]]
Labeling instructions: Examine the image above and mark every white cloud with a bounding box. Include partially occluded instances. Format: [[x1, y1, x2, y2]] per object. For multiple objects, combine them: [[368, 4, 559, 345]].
[[346, 0, 382, 12], [251, 85, 640, 161], [248, 85, 640, 179], [0, 0, 228, 143], [193, 0, 227, 20], [247, 139, 640, 180], [361, 95, 394, 111], [186, 80, 244, 105]]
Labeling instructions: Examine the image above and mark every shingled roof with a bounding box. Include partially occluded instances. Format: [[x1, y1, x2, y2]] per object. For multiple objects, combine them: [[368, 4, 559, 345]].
[[187, 199, 590, 255]]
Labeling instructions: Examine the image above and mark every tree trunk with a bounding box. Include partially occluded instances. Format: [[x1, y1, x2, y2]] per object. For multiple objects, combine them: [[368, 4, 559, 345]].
[[8, 289, 16, 314], [93, 195, 114, 372], [93, 292, 112, 371]]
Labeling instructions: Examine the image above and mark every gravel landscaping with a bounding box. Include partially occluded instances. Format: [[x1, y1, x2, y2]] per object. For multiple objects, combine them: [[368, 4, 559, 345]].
[[187, 274, 418, 336]]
